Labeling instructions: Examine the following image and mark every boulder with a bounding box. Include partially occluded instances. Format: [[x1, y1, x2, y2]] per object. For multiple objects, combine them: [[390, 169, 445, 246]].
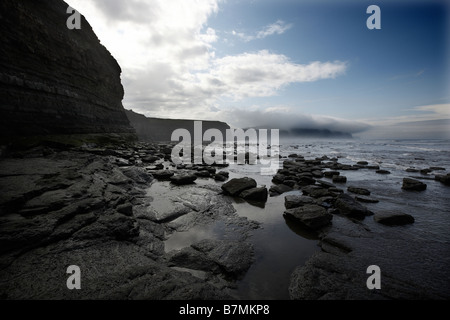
[[284, 195, 315, 209], [376, 170, 391, 174], [195, 170, 211, 178], [402, 178, 427, 191], [374, 211, 415, 226], [239, 187, 268, 202], [332, 175, 347, 183], [152, 170, 175, 181], [435, 174, 450, 186], [324, 171, 340, 178], [316, 180, 336, 189], [347, 186, 371, 196], [269, 184, 293, 196], [334, 193, 371, 219], [170, 174, 198, 186], [221, 177, 257, 196], [284, 205, 333, 230]]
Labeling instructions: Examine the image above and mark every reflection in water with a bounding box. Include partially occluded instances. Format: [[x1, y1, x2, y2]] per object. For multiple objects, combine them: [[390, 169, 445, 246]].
[[283, 215, 320, 241], [164, 220, 227, 252]]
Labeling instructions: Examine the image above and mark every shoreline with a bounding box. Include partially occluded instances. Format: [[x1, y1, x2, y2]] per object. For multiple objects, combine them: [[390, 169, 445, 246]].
[[0, 141, 449, 300]]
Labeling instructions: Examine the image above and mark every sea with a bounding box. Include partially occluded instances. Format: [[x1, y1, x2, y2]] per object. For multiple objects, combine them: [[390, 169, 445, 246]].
[[164, 138, 450, 299]]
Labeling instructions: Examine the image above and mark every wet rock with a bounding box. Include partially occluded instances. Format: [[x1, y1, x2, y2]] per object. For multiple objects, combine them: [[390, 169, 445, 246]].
[[347, 186, 371, 196], [284, 205, 333, 230], [406, 168, 419, 173], [435, 174, 450, 186], [296, 176, 316, 186], [307, 188, 332, 199], [142, 155, 160, 163], [272, 174, 286, 184], [221, 178, 257, 196], [214, 174, 228, 182], [376, 169, 391, 175], [193, 239, 254, 277], [316, 180, 336, 188], [282, 179, 297, 188], [324, 171, 340, 178], [402, 178, 427, 191], [374, 211, 415, 226], [170, 174, 198, 186], [285, 195, 315, 209], [269, 184, 293, 196], [357, 161, 368, 165], [311, 170, 324, 178], [117, 203, 133, 216], [334, 193, 371, 219], [332, 175, 347, 183], [355, 195, 379, 203], [430, 167, 445, 171], [420, 169, 432, 175], [152, 170, 174, 181], [217, 171, 229, 178], [195, 170, 211, 178], [239, 187, 268, 202], [121, 167, 154, 184], [170, 239, 254, 278]]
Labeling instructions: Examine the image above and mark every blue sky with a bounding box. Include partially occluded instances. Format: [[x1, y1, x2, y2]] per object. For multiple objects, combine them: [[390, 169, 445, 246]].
[[66, 0, 449, 138]]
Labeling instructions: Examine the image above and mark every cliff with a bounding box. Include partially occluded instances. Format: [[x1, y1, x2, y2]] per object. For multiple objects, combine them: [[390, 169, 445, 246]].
[[0, 0, 135, 143], [125, 109, 231, 142]]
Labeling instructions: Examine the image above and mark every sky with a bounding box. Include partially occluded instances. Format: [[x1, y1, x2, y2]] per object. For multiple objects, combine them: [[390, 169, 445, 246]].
[[65, 0, 450, 139]]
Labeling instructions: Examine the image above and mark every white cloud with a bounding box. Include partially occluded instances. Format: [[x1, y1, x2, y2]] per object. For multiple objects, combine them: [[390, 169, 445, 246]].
[[232, 20, 292, 42], [357, 103, 450, 139], [256, 20, 293, 39], [193, 50, 347, 99], [361, 103, 450, 127], [215, 107, 370, 134], [65, 1, 347, 122]]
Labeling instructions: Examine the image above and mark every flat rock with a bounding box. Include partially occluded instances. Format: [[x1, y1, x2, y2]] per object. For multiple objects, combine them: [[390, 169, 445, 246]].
[[239, 187, 268, 202], [284, 205, 333, 230], [284, 195, 315, 209], [374, 211, 415, 226], [435, 174, 450, 186], [347, 186, 371, 196], [221, 177, 257, 196], [170, 174, 198, 185], [334, 193, 371, 219], [402, 178, 427, 191], [170, 239, 254, 278], [355, 195, 379, 203], [269, 184, 293, 196], [151, 170, 174, 181], [332, 175, 347, 183]]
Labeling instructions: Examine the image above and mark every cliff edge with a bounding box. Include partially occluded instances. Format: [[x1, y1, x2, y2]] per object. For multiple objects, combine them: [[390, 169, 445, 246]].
[[0, 0, 135, 143]]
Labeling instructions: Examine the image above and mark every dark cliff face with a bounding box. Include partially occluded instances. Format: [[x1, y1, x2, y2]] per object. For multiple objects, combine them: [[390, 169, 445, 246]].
[[125, 110, 231, 142], [0, 0, 134, 138]]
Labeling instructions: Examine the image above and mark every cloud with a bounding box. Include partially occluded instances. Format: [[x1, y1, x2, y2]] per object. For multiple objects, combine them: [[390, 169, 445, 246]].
[[362, 103, 450, 127], [193, 51, 347, 99], [256, 20, 293, 39], [66, 1, 348, 123], [216, 107, 370, 134], [232, 20, 292, 42], [358, 103, 450, 139]]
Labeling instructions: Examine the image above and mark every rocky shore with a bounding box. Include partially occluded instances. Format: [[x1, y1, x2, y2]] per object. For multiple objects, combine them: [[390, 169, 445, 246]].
[[0, 142, 260, 300], [269, 153, 450, 299], [2, 142, 449, 300]]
